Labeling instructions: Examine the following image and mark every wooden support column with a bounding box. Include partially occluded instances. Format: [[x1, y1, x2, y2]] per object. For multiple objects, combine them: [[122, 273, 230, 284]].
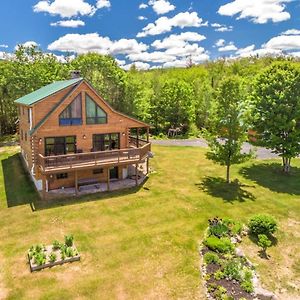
[[107, 168, 110, 191], [135, 163, 138, 186], [75, 170, 78, 196], [146, 157, 149, 175], [146, 127, 149, 143], [42, 175, 46, 200], [136, 128, 140, 148]]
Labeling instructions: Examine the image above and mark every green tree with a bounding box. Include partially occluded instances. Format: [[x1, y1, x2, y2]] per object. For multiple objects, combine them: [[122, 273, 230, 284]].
[[206, 77, 252, 183], [251, 62, 300, 173]]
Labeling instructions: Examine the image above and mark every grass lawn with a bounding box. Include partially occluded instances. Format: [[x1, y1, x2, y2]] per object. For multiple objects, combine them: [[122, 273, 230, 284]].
[[0, 145, 299, 300]]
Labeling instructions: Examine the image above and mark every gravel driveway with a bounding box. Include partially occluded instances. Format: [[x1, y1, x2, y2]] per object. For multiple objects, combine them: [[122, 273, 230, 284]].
[[151, 138, 279, 160]]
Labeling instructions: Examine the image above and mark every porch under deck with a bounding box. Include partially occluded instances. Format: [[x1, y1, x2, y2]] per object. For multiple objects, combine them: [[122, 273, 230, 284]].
[[45, 173, 147, 198]]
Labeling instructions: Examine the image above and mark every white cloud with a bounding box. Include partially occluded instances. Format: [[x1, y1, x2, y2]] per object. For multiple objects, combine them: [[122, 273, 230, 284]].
[[0, 44, 8, 48], [15, 41, 39, 50], [152, 32, 206, 50], [122, 61, 151, 71], [263, 34, 300, 50], [0, 51, 13, 60], [96, 0, 111, 9], [218, 0, 291, 24], [138, 16, 147, 20], [218, 42, 237, 52], [236, 44, 255, 55], [50, 19, 85, 27], [281, 29, 300, 35], [139, 3, 148, 9], [137, 11, 207, 37], [215, 25, 233, 32], [148, 0, 175, 15], [215, 39, 225, 47], [48, 33, 148, 56], [127, 51, 176, 63], [33, 0, 96, 18]]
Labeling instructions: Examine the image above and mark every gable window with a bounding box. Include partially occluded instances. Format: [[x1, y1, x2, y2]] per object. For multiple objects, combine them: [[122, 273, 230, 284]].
[[59, 94, 82, 126], [86, 94, 107, 125]]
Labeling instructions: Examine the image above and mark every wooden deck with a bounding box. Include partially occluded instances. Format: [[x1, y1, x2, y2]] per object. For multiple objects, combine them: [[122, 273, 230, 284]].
[[38, 142, 151, 174]]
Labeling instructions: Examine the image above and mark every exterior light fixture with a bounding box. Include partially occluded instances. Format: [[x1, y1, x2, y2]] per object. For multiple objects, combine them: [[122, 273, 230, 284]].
[[39, 138, 42, 145], [83, 134, 87, 139]]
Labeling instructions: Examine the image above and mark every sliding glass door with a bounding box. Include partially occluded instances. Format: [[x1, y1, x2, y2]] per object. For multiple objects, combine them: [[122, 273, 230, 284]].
[[92, 133, 120, 151]]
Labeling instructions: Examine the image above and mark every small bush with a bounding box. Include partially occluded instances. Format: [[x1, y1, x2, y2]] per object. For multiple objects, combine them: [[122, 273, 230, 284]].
[[49, 252, 57, 263], [65, 247, 74, 258], [214, 270, 225, 280], [223, 218, 243, 235], [204, 236, 234, 253], [64, 234, 74, 247], [52, 240, 61, 250], [204, 252, 219, 264], [241, 280, 254, 293], [34, 252, 46, 266], [248, 214, 277, 236], [258, 234, 271, 252], [223, 259, 242, 281]]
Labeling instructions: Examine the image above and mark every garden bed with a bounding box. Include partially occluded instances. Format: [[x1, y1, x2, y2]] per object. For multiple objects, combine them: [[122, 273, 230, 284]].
[[200, 217, 277, 300], [28, 235, 80, 272]]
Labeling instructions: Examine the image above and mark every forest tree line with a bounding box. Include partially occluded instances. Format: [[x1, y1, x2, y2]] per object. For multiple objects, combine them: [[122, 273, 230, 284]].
[[0, 45, 299, 137]]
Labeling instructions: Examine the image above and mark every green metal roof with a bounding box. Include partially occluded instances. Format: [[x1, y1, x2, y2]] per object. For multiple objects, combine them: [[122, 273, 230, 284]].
[[15, 77, 83, 106]]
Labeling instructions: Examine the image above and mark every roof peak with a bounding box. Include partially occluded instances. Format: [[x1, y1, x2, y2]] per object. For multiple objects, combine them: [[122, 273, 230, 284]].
[[15, 77, 83, 106]]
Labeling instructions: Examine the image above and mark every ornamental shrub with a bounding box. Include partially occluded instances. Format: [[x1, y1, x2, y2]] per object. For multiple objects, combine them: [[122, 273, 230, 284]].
[[49, 252, 57, 263], [204, 236, 234, 253], [64, 234, 74, 247], [248, 214, 277, 236], [241, 280, 254, 293], [204, 252, 220, 264]]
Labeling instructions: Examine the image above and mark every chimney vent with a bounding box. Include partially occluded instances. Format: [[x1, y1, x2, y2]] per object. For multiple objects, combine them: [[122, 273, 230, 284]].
[[70, 70, 81, 79]]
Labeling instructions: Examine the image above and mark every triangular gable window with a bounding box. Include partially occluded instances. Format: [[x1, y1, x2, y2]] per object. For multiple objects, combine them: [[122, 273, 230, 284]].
[[86, 94, 107, 124], [59, 94, 82, 126]]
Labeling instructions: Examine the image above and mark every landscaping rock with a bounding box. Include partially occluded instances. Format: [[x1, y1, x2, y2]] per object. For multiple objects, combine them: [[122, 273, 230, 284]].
[[235, 247, 245, 257], [255, 287, 278, 300], [230, 237, 237, 244]]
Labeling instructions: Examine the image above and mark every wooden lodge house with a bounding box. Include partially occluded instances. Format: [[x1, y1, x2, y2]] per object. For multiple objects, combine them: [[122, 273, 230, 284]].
[[15, 74, 151, 199]]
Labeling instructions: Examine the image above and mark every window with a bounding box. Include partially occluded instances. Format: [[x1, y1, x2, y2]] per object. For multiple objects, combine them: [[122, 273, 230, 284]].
[[22, 106, 25, 115], [93, 133, 120, 151], [56, 173, 68, 180], [59, 94, 82, 126], [24, 132, 27, 141], [45, 136, 76, 156], [27, 108, 30, 123], [21, 130, 23, 141], [86, 94, 107, 124], [93, 168, 103, 174]]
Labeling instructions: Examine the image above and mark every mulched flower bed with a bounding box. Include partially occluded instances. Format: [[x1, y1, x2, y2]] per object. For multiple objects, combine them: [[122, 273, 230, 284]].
[[28, 235, 80, 272], [200, 217, 262, 300]]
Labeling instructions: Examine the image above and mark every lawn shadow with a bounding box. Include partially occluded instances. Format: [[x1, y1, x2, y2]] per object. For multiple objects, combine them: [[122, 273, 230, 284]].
[[33, 177, 149, 211], [197, 176, 256, 203], [1, 153, 39, 208], [240, 163, 300, 195]]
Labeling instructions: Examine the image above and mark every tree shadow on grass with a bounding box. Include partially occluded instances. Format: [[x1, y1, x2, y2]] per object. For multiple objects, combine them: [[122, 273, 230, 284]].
[[197, 176, 256, 203], [1, 154, 39, 209], [240, 163, 300, 195]]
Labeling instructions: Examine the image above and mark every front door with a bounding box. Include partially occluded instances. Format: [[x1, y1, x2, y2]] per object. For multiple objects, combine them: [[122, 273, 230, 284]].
[[45, 136, 76, 156], [110, 167, 118, 179]]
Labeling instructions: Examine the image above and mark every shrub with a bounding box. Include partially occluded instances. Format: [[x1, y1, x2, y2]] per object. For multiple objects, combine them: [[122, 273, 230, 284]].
[[223, 259, 242, 281], [204, 236, 234, 253], [258, 234, 271, 253], [248, 214, 277, 236], [34, 252, 46, 266], [204, 252, 220, 264], [52, 240, 61, 250], [49, 252, 57, 263], [35, 244, 43, 253], [65, 247, 74, 258], [64, 234, 74, 247], [241, 280, 254, 293], [208, 217, 229, 237], [223, 218, 243, 235], [214, 270, 225, 280]]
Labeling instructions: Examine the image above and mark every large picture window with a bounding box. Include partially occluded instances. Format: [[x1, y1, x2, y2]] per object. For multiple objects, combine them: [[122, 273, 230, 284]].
[[86, 94, 107, 124], [45, 136, 76, 156], [59, 94, 82, 126]]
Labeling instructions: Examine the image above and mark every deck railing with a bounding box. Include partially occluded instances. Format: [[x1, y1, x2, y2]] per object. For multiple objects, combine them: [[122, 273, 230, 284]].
[[38, 142, 151, 173], [129, 136, 149, 148]]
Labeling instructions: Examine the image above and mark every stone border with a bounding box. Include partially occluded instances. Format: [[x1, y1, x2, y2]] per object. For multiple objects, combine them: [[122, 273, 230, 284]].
[[28, 244, 80, 272]]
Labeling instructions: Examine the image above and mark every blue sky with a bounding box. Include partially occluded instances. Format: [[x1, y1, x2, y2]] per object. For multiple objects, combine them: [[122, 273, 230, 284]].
[[1, 0, 300, 69]]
